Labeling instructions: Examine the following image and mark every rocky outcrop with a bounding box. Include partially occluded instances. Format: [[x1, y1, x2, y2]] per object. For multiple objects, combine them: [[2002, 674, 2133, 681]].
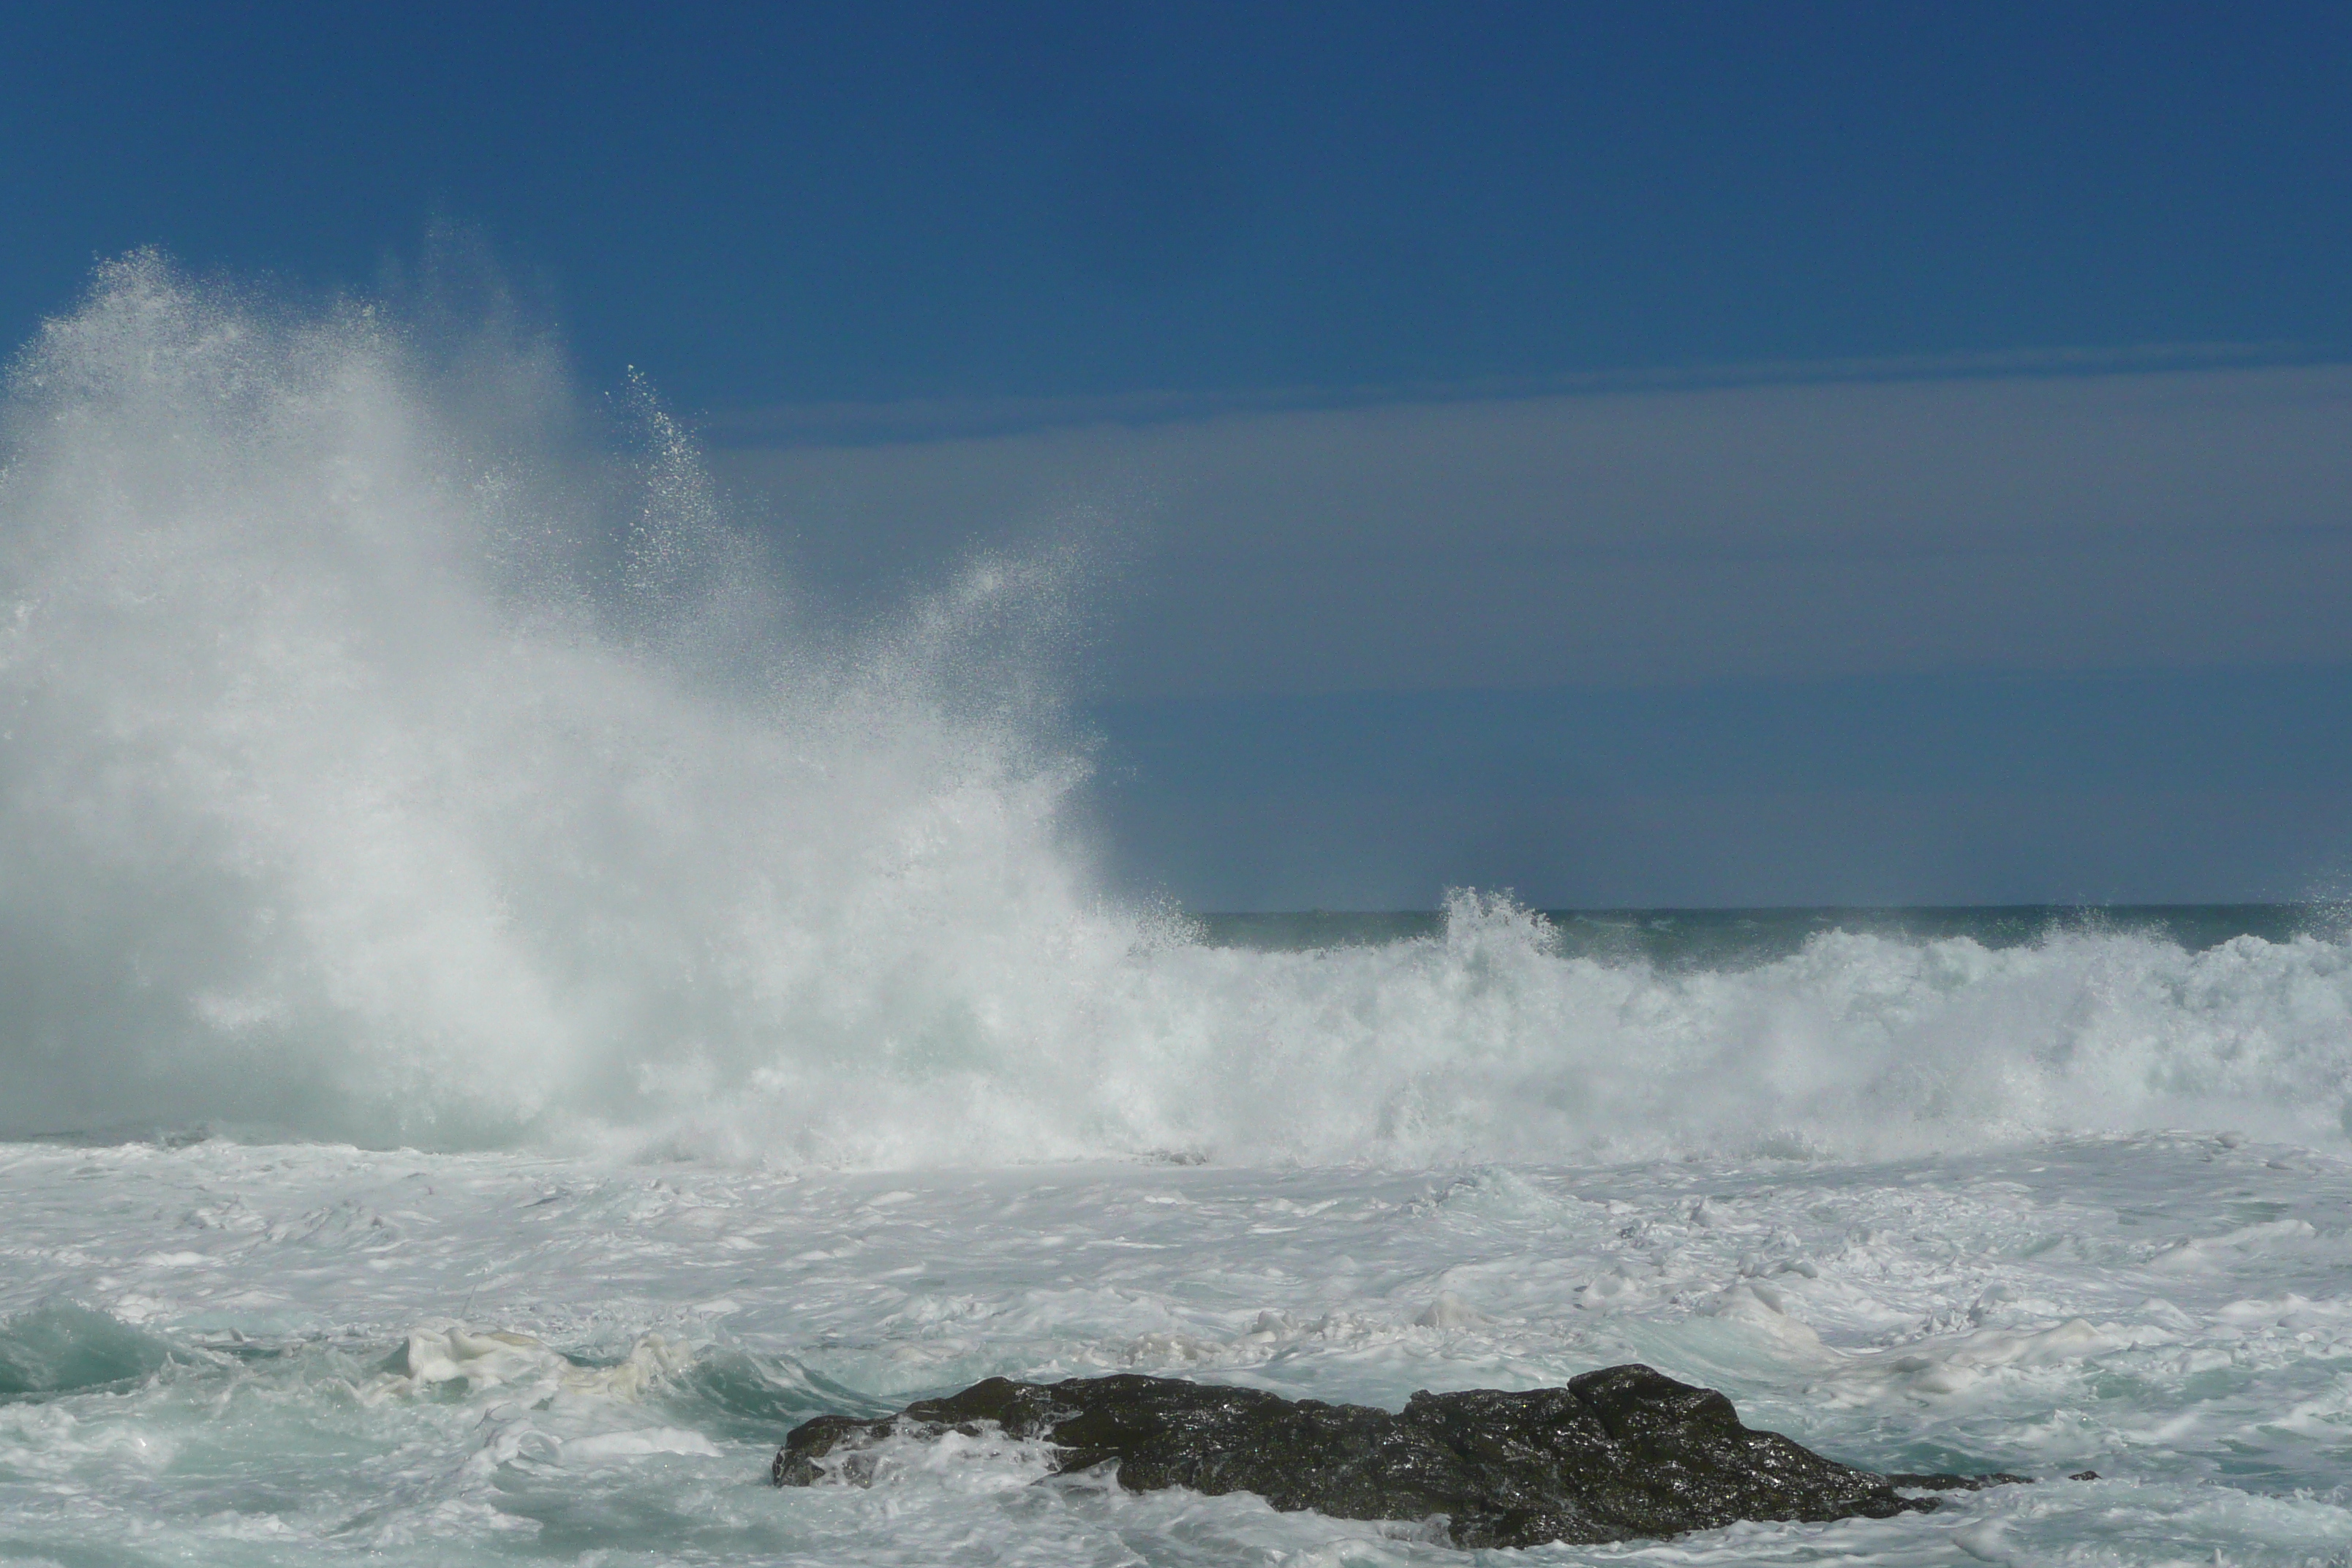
[[774, 1363, 2032, 1549]]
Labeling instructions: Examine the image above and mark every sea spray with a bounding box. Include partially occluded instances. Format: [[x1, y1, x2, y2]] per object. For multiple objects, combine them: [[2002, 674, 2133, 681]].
[[4, 257, 2352, 1165], [0, 253, 1112, 1151]]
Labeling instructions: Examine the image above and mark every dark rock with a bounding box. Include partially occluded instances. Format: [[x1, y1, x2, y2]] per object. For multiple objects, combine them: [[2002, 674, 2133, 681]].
[[772, 1363, 2031, 1549]]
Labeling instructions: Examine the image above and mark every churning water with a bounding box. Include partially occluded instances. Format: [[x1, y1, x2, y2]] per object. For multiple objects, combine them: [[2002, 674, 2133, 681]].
[[2, 257, 2349, 1565]]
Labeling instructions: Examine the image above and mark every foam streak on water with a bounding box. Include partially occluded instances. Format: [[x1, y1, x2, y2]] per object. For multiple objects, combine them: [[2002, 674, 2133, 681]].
[[4, 260, 2352, 1564]]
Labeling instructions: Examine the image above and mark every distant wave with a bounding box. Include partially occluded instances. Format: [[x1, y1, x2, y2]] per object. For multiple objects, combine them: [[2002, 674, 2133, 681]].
[[4, 257, 2349, 1166]]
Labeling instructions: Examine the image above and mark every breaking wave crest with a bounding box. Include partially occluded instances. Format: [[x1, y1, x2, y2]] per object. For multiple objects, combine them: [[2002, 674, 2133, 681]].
[[4, 257, 2349, 1166]]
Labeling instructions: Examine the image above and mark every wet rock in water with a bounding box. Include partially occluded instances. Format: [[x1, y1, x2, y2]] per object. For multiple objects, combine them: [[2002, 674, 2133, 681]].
[[773, 1362, 2030, 1549]]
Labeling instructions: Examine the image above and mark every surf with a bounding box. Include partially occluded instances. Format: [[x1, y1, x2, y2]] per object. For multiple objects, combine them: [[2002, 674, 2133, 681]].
[[3, 256, 2349, 1168]]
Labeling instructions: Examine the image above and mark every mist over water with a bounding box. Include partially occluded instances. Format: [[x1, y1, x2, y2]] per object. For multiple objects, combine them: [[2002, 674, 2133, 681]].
[[4, 256, 2351, 1166]]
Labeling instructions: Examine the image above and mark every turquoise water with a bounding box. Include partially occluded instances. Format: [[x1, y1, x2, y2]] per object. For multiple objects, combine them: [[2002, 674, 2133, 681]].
[[5, 1131, 2351, 1566]]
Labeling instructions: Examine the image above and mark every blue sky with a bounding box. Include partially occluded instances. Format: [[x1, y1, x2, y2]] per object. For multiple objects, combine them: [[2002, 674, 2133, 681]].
[[7, 1, 2351, 905], [11, 1, 2351, 404]]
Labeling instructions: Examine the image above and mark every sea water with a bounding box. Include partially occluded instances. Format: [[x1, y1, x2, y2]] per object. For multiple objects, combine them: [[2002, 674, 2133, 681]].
[[1, 258, 2348, 1566]]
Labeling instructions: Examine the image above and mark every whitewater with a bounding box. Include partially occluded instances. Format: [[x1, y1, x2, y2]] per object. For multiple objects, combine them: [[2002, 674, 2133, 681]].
[[1, 257, 2349, 1565]]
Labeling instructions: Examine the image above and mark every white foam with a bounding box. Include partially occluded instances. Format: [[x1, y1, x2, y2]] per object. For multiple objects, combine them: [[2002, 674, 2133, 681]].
[[557, 1427, 722, 1463], [369, 1324, 693, 1402]]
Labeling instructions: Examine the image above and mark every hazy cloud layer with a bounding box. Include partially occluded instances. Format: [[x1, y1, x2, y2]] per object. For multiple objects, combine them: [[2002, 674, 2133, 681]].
[[720, 363, 2352, 700], [717, 365, 2352, 905]]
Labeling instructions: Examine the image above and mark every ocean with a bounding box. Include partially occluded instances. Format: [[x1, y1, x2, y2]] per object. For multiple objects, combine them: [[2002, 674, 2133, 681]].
[[1, 258, 2348, 1566]]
